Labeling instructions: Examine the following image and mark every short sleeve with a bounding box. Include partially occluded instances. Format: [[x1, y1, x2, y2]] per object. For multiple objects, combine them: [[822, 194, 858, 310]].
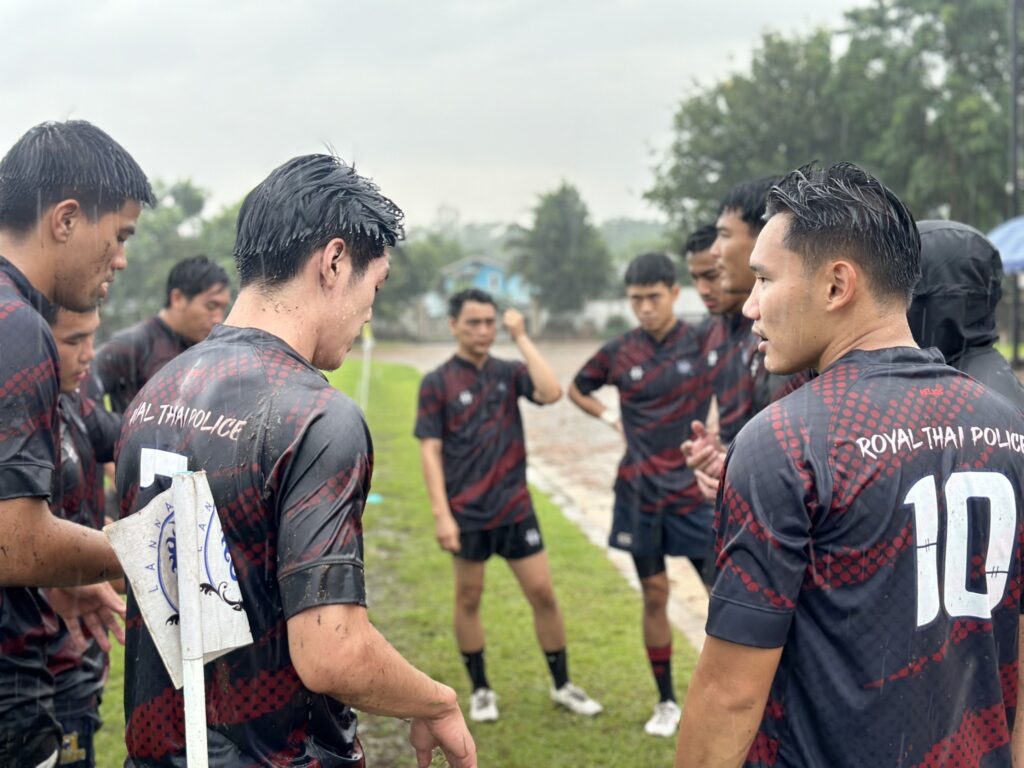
[[414, 371, 445, 440], [706, 408, 814, 649], [0, 308, 60, 500], [275, 395, 371, 617], [573, 342, 614, 396], [511, 361, 537, 403]]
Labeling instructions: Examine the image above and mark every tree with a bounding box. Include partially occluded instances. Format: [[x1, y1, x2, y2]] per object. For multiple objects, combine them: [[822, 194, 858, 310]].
[[373, 232, 464, 323], [647, 0, 1013, 241], [508, 183, 612, 317]]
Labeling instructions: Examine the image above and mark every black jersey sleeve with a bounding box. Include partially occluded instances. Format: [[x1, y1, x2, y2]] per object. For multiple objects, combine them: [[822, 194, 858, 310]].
[[511, 360, 539, 404], [275, 394, 371, 618], [573, 341, 614, 396], [0, 313, 59, 500], [706, 408, 815, 648], [414, 370, 445, 440]]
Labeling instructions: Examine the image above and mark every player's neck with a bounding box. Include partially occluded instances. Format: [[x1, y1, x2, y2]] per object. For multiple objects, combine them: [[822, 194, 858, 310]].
[[647, 317, 678, 343], [0, 229, 57, 300], [224, 287, 319, 363], [157, 307, 187, 337], [455, 348, 489, 369], [816, 310, 918, 371]]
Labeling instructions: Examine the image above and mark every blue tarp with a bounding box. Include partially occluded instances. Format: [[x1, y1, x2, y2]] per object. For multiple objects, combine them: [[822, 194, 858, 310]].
[[988, 216, 1024, 273]]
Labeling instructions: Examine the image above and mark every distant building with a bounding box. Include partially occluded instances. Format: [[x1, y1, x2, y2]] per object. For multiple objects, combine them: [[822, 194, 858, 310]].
[[439, 257, 532, 306]]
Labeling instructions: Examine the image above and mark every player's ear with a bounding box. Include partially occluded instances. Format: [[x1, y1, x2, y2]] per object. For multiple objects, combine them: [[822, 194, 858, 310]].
[[318, 238, 351, 289], [669, 282, 681, 300], [826, 259, 856, 311], [50, 199, 82, 244]]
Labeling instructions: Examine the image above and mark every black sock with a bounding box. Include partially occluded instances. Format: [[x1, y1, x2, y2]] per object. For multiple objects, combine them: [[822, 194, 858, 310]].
[[647, 644, 675, 702], [461, 649, 489, 691], [545, 647, 569, 689]]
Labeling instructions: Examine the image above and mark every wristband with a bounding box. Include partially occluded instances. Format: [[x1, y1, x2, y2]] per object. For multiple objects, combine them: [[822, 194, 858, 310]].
[[600, 409, 619, 427]]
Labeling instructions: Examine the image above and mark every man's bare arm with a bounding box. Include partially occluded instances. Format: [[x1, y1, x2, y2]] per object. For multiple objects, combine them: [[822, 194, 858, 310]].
[[568, 382, 621, 432], [419, 438, 460, 553], [675, 636, 782, 768], [505, 309, 561, 404], [289, 603, 476, 767], [0, 496, 122, 586]]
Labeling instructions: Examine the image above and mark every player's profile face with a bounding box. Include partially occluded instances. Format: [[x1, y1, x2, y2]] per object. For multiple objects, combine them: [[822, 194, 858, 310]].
[[177, 283, 232, 343], [451, 300, 497, 358], [743, 213, 825, 374], [687, 248, 732, 315], [51, 308, 101, 394], [316, 252, 389, 370], [54, 199, 141, 311], [712, 209, 758, 298], [626, 282, 679, 334]]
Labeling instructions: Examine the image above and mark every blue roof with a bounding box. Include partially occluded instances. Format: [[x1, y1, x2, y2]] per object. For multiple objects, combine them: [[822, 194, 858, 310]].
[[988, 216, 1024, 273]]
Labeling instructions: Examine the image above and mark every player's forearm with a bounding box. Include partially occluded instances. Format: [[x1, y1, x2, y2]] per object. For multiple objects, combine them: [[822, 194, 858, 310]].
[[568, 383, 612, 420], [514, 333, 561, 403], [0, 498, 122, 586], [419, 442, 453, 519], [675, 675, 762, 768], [291, 606, 459, 720]]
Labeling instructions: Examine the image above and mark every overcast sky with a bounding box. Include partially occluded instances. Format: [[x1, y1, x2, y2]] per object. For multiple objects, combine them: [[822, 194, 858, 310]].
[[1, 1, 864, 227]]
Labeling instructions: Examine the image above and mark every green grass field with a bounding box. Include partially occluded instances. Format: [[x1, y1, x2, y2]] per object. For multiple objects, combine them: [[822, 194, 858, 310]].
[[96, 359, 696, 767]]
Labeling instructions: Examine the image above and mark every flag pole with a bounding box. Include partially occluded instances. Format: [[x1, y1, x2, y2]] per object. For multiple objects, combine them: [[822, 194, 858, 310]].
[[174, 473, 210, 768]]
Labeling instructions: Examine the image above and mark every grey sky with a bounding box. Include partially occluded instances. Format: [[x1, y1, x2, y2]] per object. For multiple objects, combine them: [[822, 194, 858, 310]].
[[1, 0, 862, 227]]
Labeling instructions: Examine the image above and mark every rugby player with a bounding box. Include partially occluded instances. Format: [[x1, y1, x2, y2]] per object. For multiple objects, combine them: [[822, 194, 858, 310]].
[[47, 307, 121, 768], [116, 154, 476, 767], [416, 289, 602, 723], [569, 253, 712, 737], [676, 163, 1024, 767], [91, 254, 230, 413], [0, 120, 150, 767], [684, 176, 809, 500]]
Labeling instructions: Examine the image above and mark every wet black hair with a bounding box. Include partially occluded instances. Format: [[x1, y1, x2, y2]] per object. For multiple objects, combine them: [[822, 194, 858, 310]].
[[766, 162, 921, 304], [448, 288, 497, 319], [718, 175, 783, 236], [624, 252, 676, 287], [233, 154, 404, 289], [165, 255, 230, 307], [684, 224, 718, 257], [0, 120, 155, 233]]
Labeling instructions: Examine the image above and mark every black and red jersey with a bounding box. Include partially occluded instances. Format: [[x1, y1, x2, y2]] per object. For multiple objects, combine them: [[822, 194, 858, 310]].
[[47, 392, 121, 715], [91, 315, 192, 413], [700, 313, 757, 444], [116, 324, 371, 766], [701, 313, 812, 443], [0, 256, 63, 749], [573, 321, 712, 524], [710, 346, 1024, 767], [415, 355, 541, 533]]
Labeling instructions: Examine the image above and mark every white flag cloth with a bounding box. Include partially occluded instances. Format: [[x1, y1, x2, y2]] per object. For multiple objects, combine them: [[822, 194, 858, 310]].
[[105, 471, 253, 689]]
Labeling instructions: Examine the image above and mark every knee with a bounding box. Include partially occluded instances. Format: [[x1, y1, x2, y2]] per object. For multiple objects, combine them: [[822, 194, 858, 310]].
[[641, 582, 669, 613], [527, 585, 559, 614], [456, 585, 483, 615]]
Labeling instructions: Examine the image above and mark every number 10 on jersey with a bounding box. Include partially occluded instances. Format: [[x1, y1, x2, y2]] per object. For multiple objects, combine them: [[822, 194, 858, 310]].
[[906, 471, 1015, 628]]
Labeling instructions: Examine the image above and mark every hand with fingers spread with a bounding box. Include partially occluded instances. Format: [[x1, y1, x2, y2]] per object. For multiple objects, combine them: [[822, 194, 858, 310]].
[[409, 698, 477, 768], [44, 582, 126, 652]]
